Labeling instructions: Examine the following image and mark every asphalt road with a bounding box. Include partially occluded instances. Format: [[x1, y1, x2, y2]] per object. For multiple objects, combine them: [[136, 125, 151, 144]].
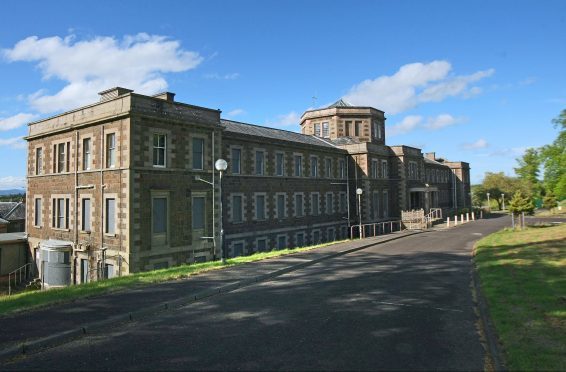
[[4, 216, 511, 371]]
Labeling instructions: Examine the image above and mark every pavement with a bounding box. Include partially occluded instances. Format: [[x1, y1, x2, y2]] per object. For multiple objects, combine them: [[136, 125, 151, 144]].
[[0, 215, 513, 370]]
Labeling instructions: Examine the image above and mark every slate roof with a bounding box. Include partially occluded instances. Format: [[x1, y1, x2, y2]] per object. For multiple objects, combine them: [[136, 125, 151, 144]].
[[423, 157, 448, 167], [331, 137, 362, 146], [0, 202, 25, 221], [221, 120, 340, 150], [327, 99, 353, 108]]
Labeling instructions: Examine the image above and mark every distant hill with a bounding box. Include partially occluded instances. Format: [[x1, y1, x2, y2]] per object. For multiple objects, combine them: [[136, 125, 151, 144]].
[[0, 189, 25, 196]]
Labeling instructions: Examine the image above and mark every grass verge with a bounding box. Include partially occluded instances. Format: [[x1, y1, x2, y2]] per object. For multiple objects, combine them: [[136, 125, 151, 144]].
[[474, 223, 566, 371], [0, 240, 347, 316]]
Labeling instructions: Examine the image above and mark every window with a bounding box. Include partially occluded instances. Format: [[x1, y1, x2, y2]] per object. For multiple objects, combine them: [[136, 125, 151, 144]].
[[257, 238, 267, 252], [381, 160, 388, 178], [383, 190, 389, 217], [276, 194, 286, 219], [35, 148, 43, 175], [233, 242, 244, 257], [325, 158, 332, 178], [277, 235, 287, 250], [328, 228, 336, 241], [345, 121, 351, 136], [371, 159, 379, 178], [310, 156, 318, 177], [193, 138, 204, 170], [326, 193, 333, 214], [82, 138, 91, 170], [192, 196, 205, 229], [276, 153, 284, 176], [232, 195, 243, 223], [294, 155, 302, 177], [52, 197, 69, 229], [355, 121, 361, 136], [372, 192, 380, 220], [311, 193, 319, 216], [296, 233, 305, 247], [409, 161, 418, 180], [322, 122, 329, 138], [56, 142, 68, 173], [152, 197, 167, 234], [314, 123, 321, 137], [106, 133, 116, 168], [81, 198, 91, 232], [340, 192, 347, 213], [34, 198, 42, 227], [339, 159, 346, 179], [105, 198, 116, 234], [295, 194, 304, 217], [374, 121, 382, 139], [313, 230, 321, 244], [255, 194, 265, 220], [103, 264, 115, 279], [231, 148, 241, 174], [255, 151, 264, 175], [153, 134, 166, 167]]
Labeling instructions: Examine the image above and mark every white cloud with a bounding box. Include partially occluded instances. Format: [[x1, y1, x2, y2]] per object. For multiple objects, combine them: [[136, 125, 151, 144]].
[[0, 176, 26, 190], [204, 72, 240, 80], [268, 111, 301, 128], [0, 136, 26, 149], [3, 33, 203, 113], [0, 113, 38, 131], [226, 108, 245, 117], [343, 60, 494, 114], [462, 138, 489, 150], [424, 114, 464, 130], [387, 115, 422, 136]]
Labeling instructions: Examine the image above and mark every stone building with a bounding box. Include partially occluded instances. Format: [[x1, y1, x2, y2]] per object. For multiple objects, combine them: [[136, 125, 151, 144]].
[[25, 88, 470, 284]]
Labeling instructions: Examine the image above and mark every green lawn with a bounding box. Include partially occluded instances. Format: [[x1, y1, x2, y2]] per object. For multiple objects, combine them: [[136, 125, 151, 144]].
[[474, 223, 566, 371], [0, 240, 346, 316]]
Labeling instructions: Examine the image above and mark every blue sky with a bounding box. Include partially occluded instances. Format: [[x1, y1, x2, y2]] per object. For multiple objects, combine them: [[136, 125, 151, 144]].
[[1, 0, 565, 189]]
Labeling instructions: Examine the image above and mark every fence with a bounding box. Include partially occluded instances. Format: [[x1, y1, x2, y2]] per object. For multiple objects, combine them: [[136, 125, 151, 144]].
[[8, 262, 34, 296], [350, 220, 404, 239]]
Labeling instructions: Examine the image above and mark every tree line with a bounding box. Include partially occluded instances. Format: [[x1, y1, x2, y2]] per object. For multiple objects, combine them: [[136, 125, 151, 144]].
[[473, 109, 565, 214]]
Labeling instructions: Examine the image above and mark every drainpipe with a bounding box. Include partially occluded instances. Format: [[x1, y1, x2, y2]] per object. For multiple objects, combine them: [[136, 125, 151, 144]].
[[211, 130, 216, 259], [345, 154, 350, 234], [100, 126, 105, 279]]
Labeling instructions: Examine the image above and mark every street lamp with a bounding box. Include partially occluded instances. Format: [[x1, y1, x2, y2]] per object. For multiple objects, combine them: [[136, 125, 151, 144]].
[[215, 159, 228, 264], [486, 192, 491, 213], [356, 188, 363, 239], [501, 193, 505, 211]]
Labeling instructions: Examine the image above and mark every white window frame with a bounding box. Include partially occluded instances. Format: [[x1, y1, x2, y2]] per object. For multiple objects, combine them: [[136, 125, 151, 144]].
[[314, 123, 321, 137], [322, 122, 329, 138], [34, 196, 42, 227], [275, 152, 285, 176], [275, 193, 287, 219], [83, 137, 92, 171], [276, 234, 288, 250], [311, 192, 320, 216], [310, 156, 318, 178], [35, 147, 43, 175], [230, 193, 244, 223], [81, 197, 92, 232], [254, 192, 267, 221], [152, 133, 167, 168], [255, 150, 265, 175], [381, 160, 388, 179], [192, 137, 205, 170], [192, 194, 206, 231], [106, 133, 116, 168], [151, 191, 169, 246], [325, 192, 334, 215], [294, 154, 303, 177], [231, 147, 242, 175], [104, 196, 117, 236], [294, 193, 304, 217], [256, 237, 268, 252], [371, 159, 379, 178], [325, 158, 332, 178]]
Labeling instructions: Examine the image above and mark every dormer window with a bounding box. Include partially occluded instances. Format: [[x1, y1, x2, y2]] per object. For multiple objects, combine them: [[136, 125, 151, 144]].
[[322, 122, 329, 138]]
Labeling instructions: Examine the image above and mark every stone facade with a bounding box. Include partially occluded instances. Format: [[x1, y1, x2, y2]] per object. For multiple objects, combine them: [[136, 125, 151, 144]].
[[25, 88, 471, 284]]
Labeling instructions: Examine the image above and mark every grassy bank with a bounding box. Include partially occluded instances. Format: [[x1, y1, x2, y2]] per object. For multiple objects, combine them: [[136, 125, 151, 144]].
[[0, 240, 346, 316], [474, 223, 566, 371]]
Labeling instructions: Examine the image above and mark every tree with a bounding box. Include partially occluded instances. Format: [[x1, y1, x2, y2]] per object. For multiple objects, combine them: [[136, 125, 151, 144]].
[[508, 191, 535, 229], [481, 172, 524, 210], [542, 191, 557, 210], [514, 148, 542, 196], [540, 109, 566, 199]]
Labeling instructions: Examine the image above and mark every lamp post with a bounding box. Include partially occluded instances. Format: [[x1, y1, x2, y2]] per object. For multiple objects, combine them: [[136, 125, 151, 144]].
[[501, 193, 505, 211], [356, 188, 363, 239], [486, 192, 491, 213], [215, 159, 228, 264]]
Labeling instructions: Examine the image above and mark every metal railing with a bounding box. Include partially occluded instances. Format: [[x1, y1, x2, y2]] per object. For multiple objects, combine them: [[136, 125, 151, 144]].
[[8, 262, 35, 296], [424, 208, 443, 227], [350, 220, 404, 239]]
